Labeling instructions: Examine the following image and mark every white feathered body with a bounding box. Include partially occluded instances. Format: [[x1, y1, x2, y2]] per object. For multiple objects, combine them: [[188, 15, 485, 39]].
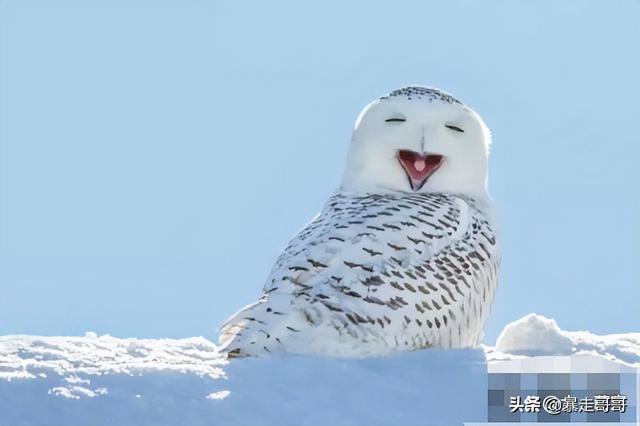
[[220, 190, 500, 358]]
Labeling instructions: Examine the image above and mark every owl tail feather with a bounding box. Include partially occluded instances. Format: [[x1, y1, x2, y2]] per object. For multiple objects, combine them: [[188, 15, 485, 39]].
[[218, 295, 297, 358]]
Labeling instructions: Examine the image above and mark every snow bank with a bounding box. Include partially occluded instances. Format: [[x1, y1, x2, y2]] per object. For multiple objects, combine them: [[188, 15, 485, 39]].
[[0, 336, 487, 426], [1, 314, 638, 426]]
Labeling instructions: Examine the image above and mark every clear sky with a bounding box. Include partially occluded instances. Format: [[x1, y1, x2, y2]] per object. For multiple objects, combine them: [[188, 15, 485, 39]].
[[1, 0, 638, 343]]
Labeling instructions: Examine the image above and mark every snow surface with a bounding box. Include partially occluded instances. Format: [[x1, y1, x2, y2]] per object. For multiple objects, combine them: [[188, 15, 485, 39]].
[[1, 314, 638, 426]]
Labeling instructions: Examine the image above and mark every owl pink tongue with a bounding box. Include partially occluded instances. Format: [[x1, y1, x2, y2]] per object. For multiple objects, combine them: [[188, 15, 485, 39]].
[[397, 150, 444, 190]]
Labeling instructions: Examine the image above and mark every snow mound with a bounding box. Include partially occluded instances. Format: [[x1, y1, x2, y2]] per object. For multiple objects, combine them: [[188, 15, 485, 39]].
[[495, 313, 574, 354], [488, 313, 640, 367]]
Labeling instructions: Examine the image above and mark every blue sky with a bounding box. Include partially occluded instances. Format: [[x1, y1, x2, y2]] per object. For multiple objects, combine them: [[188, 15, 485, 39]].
[[0, 0, 638, 343]]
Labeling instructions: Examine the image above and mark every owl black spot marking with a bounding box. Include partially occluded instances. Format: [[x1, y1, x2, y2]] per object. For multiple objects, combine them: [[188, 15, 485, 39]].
[[380, 86, 463, 105]]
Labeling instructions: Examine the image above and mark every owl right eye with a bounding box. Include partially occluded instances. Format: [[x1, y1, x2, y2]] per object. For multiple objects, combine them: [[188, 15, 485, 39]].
[[385, 118, 406, 123]]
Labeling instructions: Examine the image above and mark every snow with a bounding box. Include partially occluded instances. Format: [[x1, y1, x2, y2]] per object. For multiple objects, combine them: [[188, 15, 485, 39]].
[[487, 314, 640, 367], [0, 335, 224, 381], [495, 313, 575, 355], [0, 314, 638, 426], [0, 340, 487, 425]]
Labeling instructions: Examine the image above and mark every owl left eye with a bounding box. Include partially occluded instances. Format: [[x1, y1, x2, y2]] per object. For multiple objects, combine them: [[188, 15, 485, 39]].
[[445, 124, 464, 133]]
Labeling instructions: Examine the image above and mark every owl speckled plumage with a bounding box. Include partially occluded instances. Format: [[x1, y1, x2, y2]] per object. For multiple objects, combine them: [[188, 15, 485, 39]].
[[219, 86, 500, 358]]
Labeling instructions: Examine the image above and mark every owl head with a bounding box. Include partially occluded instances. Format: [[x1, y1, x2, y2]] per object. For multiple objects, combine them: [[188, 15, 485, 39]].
[[341, 86, 492, 197]]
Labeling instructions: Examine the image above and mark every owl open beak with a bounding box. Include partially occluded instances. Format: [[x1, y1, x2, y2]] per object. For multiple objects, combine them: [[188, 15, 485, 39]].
[[397, 150, 444, 191]]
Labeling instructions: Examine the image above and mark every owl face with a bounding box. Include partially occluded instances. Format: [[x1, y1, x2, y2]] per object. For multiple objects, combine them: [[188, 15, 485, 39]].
[[341, 87, 491, 197]]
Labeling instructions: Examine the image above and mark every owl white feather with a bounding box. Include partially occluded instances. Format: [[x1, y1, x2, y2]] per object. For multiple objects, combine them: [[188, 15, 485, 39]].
[[219, 86, 500, 358]]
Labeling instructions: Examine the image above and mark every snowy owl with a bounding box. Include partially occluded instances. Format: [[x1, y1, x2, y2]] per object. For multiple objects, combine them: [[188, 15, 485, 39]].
[[219, 86, 500, 358]]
